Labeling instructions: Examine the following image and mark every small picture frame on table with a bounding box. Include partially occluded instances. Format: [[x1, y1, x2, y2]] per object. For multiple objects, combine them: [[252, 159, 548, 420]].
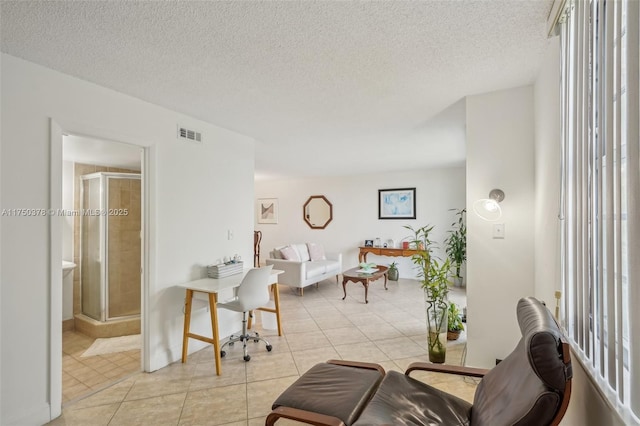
[[364, 239, 374, 247]]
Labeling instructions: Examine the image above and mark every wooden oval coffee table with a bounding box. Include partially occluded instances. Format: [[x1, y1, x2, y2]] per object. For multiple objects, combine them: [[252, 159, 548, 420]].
[[341, 265, 388, 304]]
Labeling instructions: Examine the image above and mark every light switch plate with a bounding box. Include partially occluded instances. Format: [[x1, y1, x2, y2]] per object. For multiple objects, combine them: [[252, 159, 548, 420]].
[[493, 223, 505, 239]]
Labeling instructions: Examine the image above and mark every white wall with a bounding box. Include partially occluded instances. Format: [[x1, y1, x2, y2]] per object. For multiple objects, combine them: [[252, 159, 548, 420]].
[[62, 161, 75, 320], [562, 359, 627, 426], [255, 167, 466, 279], [0, 54, 256, 425], [533, 36, 562, 306], [465, 85, 536, 368], [533, 37, 626, 426], [62, 161, 74, 262]]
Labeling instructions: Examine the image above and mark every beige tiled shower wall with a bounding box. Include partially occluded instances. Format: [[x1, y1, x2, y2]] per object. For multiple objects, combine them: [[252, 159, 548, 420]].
[[107, 177, 141, 317], [72, 164, 141, 319]]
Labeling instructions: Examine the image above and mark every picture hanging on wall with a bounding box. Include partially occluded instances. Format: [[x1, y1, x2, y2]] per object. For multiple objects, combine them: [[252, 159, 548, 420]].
[[257, 198, 278, 224], [378, 188, 416, 219]]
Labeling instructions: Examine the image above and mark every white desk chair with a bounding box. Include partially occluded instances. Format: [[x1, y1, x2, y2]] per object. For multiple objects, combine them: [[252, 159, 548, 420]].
[[218, 265, 274, 362]]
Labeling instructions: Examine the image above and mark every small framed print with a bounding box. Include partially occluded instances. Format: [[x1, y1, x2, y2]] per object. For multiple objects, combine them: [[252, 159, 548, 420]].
[[257, 198, 278, 224], [364, 239, 374, 247], [378, 188, 416, 219]]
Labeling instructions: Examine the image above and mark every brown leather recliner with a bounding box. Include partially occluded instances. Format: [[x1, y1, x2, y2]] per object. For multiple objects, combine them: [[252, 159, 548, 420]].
[[266, 296, 572, 426]]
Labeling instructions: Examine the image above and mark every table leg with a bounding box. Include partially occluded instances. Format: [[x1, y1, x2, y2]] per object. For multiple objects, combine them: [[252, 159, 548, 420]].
[[384, 273, 388, 290], [181, 289, 193, 363], [342, 278, 348, 300], [208, 293, 222, 376], [272, 283, 283, 336], [363, 281, 369, 304]]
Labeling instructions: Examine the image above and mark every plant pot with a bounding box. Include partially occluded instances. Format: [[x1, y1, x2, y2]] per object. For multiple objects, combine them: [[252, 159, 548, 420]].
[[452, 276, 463, 287], [447, 330, 461, 341], [425, 297, 448, 363], [388, 269, 399, 281]]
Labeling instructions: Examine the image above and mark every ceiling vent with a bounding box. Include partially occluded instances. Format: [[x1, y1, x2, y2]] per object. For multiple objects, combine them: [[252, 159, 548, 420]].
[[177, 125, 202, 143]]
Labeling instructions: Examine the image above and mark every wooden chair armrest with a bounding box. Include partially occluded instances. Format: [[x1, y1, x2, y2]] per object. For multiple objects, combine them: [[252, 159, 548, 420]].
[[327, 359, 386, 375], [266, 406, 346, 426], [405, 362, 489, 378]]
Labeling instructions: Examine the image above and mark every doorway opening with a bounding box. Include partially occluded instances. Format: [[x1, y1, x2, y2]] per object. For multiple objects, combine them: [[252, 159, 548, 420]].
[[60, 134, 145, 404]]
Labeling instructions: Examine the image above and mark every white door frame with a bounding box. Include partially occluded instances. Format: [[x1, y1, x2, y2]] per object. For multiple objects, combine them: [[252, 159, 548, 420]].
[[49, 118, 151, 419]]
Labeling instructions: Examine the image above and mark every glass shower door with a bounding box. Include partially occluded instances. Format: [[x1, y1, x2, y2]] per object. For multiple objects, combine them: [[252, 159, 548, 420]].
[[81, 176, 103, 321]]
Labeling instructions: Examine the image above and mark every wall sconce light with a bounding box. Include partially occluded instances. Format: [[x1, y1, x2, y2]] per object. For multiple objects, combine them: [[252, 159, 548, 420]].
[[473, 188, 505, 221]]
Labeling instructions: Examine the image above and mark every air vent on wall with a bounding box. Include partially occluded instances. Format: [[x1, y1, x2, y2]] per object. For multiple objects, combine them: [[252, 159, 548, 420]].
[[177, 125, 202, 143]]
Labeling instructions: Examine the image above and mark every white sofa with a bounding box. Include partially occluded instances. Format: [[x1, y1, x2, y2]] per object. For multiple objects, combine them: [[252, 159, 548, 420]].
[[265, 243, 342, 295]]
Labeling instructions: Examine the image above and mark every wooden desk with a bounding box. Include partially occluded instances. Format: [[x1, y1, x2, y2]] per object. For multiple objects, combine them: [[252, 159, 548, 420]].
[[358, 246, 423, 263], [177, 268, 283, 375]]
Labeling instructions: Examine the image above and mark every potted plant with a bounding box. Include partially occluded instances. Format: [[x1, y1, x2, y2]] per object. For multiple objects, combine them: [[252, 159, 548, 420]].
[[388, 261, 399, 281], [404, 224, 451, 363], [447, 302, 464, 340], [444, 208, 466, 287]]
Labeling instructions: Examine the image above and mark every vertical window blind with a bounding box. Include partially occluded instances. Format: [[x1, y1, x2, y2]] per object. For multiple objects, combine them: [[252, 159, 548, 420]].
[[558, 0, 639, 421]]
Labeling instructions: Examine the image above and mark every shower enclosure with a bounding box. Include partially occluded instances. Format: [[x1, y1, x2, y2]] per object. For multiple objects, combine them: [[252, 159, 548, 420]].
[[80, 172, 141, 322]]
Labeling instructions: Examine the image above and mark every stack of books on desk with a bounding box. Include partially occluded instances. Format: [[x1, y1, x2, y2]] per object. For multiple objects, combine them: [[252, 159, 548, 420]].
[[207, 261, 244, 278]]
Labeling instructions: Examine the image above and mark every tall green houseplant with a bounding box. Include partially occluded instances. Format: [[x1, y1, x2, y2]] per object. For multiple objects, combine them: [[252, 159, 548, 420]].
[[444, 208, 466, 285], [404, 224, 451, 363]]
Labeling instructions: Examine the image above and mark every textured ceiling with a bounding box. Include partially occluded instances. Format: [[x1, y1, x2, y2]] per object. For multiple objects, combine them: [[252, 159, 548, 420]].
[[1, 1, 553, 180]]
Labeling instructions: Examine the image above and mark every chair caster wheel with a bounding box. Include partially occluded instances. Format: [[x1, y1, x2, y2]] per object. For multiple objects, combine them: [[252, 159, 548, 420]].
[[254, 339, 260, 343], [220, 351, 226, 358], [243, 355, 251, 362], [228, 342, 234, 346], [266, 345, 273, 352]]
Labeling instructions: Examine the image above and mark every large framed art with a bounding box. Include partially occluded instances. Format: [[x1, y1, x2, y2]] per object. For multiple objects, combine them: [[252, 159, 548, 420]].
[[378, 188, 416, 219]]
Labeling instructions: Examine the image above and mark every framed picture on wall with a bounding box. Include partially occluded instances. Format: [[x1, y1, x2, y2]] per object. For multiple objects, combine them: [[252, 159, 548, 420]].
[[378, 188, 416, 219], [257, 198, 278, 224]]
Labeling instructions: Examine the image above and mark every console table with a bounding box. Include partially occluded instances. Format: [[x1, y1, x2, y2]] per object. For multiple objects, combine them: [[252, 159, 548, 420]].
[[358, 247, 423, 263]]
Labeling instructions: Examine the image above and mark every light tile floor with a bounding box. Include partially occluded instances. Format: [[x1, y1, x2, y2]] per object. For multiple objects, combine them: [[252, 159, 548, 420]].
[[50, 278, 476, 425], [62, 330, 141, 403]]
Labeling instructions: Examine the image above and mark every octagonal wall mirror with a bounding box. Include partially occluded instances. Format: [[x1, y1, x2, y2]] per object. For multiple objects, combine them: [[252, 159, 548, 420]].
[[303, 195, 333, 229]]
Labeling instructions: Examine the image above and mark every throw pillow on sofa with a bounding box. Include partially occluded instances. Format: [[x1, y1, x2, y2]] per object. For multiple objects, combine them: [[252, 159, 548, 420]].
[[307, 243, 326, 261], [279, 245, 301, 261], [293, 243, 311, 261]]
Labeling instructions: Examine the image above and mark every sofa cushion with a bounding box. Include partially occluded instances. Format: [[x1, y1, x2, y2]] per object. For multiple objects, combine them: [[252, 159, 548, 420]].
[[280, 246, 300, 261], [306, 262, 327, 280], [293, 243, 311, 261], [271, 246, 285, 259], [323, 259, 341, 274], [307, 242, 326, 261]]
